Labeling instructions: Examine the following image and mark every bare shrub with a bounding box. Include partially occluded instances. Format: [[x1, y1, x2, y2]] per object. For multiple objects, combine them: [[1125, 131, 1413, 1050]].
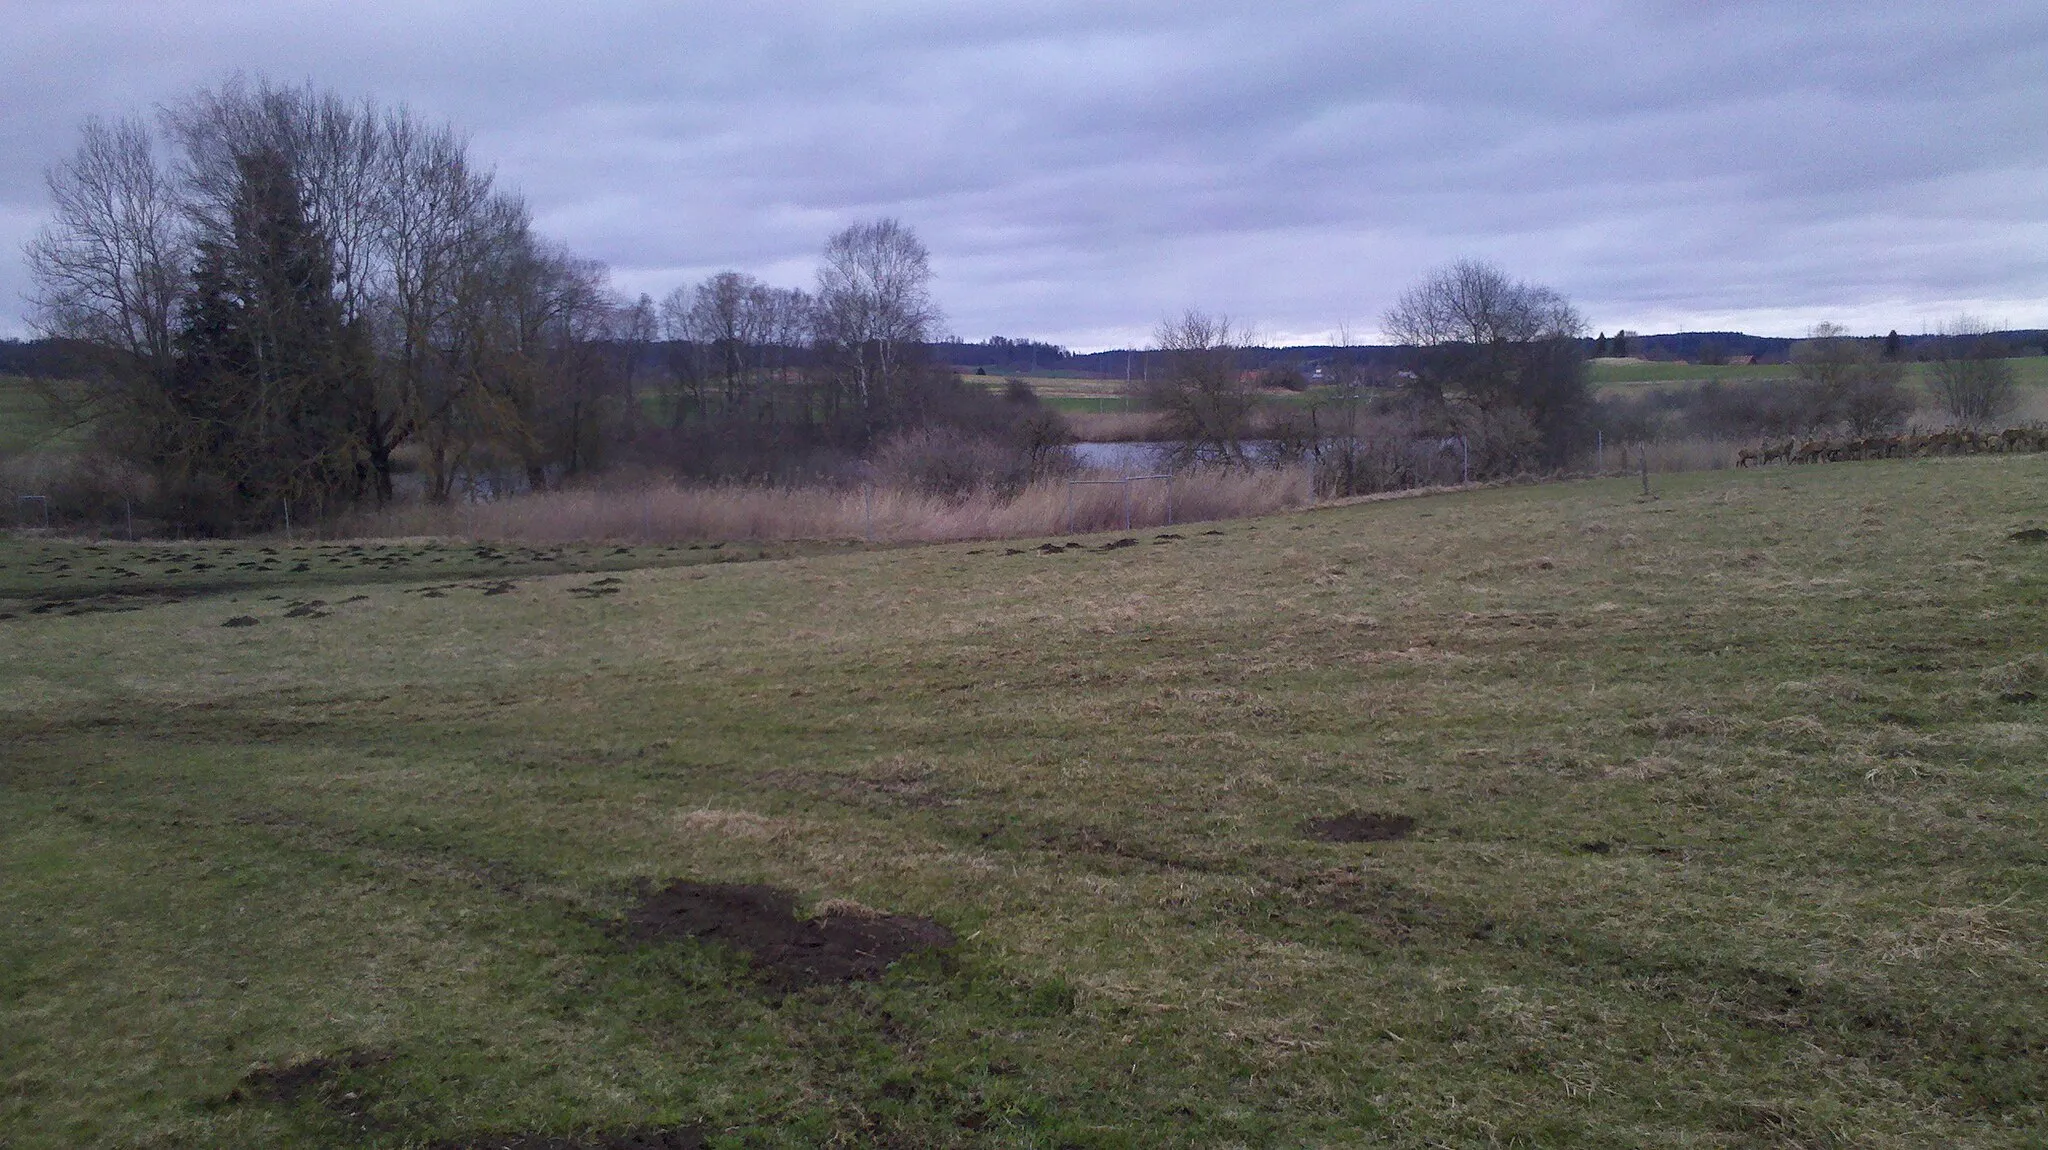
[[0, 448, 150, 530], [1927, 318, 2018, 428], [870, 426, 1032, 501], [1314, 410, 1461, 495]]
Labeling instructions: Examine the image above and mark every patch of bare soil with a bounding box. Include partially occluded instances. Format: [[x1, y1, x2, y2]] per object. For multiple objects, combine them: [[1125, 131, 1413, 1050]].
[[231, 1050, 391, 1105], [627, 880, 954, 987], [763, 764, 957, 811], [1281, 867, 1463, 943], [1302, 811, 1416, 842], [0, 589, 191, 622], [429, 1129, 707, 1150]]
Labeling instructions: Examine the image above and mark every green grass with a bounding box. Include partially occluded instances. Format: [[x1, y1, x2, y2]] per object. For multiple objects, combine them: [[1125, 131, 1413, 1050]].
[[1588, 360, 1799, 388], [0, 376, 71, 456], [1590, 355, 2048, 396], [5, 457, 2048, 1146]]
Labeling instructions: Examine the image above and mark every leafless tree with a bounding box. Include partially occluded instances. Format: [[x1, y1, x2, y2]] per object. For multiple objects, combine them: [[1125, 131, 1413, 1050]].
[[1791, 322, 1914, 435], [814, 218, 940, 419], [1926, 316, 2016, 427], [1142, 310, 1258, 467], [23, 115, 187, 424], [1382, 259, 1589, 463]]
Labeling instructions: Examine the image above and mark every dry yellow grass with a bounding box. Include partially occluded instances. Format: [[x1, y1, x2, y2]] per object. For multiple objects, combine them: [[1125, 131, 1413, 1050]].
[[344, 469, 1312, 544]]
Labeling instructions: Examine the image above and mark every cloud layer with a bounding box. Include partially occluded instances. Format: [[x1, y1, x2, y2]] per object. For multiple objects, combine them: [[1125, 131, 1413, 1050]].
[[5, 1, 2045, 348]]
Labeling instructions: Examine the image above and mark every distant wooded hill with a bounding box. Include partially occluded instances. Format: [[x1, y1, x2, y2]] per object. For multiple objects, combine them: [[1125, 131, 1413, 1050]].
[[10, 329, 2047, 382]]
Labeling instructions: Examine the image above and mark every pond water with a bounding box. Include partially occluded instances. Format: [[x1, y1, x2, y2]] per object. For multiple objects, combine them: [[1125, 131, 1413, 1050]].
[[1067, 440, 1286, 472]]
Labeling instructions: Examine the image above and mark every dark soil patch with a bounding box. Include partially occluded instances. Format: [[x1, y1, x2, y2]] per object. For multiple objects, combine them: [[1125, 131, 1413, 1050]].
[[1280, 867, 1456, 943], [1579, 840, 1614, 855], [428, 1128, 708, 1150], [222, 615, 260, 627], [626, 880, 954, 987], [1098, 537, 1140, 551], [1303, 811, 1416, 843], [234, 1049, 390, 1104], [2008, 527, 2048, 543], [764, 765, 957, 811]]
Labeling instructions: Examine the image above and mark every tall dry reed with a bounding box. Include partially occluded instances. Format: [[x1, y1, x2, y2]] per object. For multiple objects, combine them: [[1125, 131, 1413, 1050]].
[[341, 468, 1312, 545], [1065, 410, 1169, 442]]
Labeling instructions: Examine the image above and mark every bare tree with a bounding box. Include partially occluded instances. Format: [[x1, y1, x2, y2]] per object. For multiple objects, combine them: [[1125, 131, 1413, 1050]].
[[1926, 316, 2016, 428], [24, 116, 187, 430], [814, 218, 940, 421], [1791, 322, 1914, 435], [1382, 259, 1589, 463], [1142, 310, 1258, 467]]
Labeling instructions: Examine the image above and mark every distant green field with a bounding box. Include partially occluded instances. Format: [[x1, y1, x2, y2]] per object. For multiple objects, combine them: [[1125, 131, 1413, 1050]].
[[1590, 356, 2048, 395], [0, 376, 67, 456], [1588, 360, 1797, 387]]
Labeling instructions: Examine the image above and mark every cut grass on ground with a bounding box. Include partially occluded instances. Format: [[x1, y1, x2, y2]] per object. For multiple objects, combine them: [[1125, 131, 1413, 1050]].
[[3, 455, 2047, 1147]]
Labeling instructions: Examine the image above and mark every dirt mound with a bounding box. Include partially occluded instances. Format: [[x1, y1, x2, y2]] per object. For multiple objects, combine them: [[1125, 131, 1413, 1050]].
[[1303, 811, 1416, 843], [430, 1129, 707, 1150], [627, 880, 953, 987]]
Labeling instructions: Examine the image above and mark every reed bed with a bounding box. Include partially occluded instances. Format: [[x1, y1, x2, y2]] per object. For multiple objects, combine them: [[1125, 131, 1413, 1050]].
[[1064, 409, 1169, 442], [342, 467, 1312, 545]]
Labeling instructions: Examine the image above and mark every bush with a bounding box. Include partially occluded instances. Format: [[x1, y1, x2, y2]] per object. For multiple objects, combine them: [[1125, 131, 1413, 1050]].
[[869, 419, 1073, 503]]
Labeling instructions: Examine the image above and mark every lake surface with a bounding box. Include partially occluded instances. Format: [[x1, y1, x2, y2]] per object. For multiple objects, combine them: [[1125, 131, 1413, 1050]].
[[1067, 440, 1287, 472]]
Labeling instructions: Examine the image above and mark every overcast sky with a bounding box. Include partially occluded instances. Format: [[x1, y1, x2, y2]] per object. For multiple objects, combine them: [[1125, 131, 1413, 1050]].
[[4, 1, 2045, 350]]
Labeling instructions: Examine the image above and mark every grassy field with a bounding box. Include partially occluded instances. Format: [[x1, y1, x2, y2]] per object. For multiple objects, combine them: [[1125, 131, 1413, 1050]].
[[1589, 356, 2048, 395], [972, 358, 2048, 417], [0, 375, 71, 457], [4, 456, 2048, 1147]]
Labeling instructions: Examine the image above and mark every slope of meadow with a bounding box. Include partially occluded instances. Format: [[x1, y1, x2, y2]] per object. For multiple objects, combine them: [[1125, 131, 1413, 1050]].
[[2, 456, 2045, 1147]]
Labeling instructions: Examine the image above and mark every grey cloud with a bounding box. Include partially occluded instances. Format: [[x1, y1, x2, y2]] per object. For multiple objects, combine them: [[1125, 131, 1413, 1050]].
[[3, 1, 2046, 347]]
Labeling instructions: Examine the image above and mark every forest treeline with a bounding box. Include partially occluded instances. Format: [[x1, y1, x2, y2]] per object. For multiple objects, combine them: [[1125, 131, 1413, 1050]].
[[22, 80, 1056, 532]]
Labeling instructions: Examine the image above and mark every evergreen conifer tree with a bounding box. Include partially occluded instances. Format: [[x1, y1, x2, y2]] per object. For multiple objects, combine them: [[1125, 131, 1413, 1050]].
[[171, 144, 366, 524]]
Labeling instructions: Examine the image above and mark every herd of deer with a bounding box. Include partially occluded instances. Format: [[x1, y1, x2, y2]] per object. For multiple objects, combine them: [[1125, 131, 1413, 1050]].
[[1736, 426, 2048, 467]]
